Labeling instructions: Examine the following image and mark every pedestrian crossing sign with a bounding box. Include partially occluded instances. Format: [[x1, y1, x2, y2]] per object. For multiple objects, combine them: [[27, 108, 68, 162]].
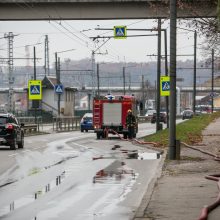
[[55, 84, 63, 94], [160, 76, 170, 96], [114, 26, 127, 39], [28, 80, 42, 100]]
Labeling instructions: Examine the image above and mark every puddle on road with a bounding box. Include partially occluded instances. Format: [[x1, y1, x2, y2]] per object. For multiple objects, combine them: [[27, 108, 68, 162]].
[[93, 160, 137, 185], [120, 150, 161, 160], [137, 152, 161, 160], [0, 142, 161, 218], [0, 171, 66, 218]]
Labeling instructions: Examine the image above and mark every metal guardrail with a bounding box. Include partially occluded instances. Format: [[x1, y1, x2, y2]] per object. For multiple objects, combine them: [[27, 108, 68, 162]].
[[23, 124, 38, 134], [137, 116, 151, 123], [17, 116, 43, 132], [53, 116, 81, 131]]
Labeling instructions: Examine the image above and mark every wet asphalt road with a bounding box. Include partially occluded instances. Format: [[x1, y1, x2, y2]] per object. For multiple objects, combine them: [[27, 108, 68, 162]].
[[0, 122, 174, 220]]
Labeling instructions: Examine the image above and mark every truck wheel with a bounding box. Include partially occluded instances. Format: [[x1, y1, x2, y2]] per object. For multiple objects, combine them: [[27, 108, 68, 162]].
[[133, 133, 136, 138], [97, 133, 101, 140], [102, 132, 106, 139], [81, 129, 84, 132], [123, 134, 127, 139]]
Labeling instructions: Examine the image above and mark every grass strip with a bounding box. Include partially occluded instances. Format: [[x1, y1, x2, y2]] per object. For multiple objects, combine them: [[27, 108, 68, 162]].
[[144, 111, 220, 148]]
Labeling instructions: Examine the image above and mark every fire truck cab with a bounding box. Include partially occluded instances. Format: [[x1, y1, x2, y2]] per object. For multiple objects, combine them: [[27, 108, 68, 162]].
[[93, 95, 138, 139]]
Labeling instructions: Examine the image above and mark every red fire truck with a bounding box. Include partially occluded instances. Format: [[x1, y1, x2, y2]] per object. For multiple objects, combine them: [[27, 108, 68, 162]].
[[93, 95, 138, 139]]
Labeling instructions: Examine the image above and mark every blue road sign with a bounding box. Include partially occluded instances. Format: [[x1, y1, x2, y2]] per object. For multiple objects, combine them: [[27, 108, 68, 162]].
[[114, 26, 127, 39], [30, 85, 40, 95], [55, 84, 63, 94], [162, 82, 170, 91]]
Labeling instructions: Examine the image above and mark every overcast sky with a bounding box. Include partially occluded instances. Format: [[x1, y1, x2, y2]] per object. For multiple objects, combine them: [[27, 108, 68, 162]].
[[0, 19, 207, 68]]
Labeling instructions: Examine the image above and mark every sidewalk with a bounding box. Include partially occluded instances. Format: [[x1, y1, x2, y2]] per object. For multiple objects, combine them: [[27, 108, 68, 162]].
[[134, 117, 220, 220]]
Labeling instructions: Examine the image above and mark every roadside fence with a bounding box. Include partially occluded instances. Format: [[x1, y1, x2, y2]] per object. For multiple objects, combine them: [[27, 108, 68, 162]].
[[53, 116, 81, 132]]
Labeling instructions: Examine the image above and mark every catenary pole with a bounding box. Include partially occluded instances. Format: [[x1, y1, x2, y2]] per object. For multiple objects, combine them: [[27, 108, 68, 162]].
[[33, 46, 37, 123], [193, 31, 197, 114], [169, 0, 177, 160], [123, 66, 126, 95], [97, 63, 100, 97], [211, 49, 214, 113], [156, 18, 161, 132], [164, 29, 169, 128]]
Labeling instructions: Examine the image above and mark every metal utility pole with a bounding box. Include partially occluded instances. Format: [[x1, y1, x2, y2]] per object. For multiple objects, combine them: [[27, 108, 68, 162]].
[[55, 52, 61, 116], [44, 35, 50, 76], [33, 46, 37, 123], [193, 31, 197, 114], [169, 0, 177, 160], [142, 75, 145, 116], [4, 32, 18, 113], [58, 57, 61, 116], [97, 63, 100, 97], [91, 51, 96, 97], [123, 66, 126, 95], [211, 49, 214, 113], [164, 29, 169, 128], [156, 19, 162, 132], [34, 47, 36, 80]]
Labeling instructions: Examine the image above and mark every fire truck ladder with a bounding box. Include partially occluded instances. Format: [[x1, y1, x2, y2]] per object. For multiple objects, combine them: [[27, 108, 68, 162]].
[[94, 103, 101, 125]]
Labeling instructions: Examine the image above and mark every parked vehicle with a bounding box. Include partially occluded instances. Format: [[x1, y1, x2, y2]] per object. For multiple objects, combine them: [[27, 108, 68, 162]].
[[151, 112, 167, 124], [0, 113, 24, 150], [145, 109, 156, 118], [182, 110, 194, 120], [80, 113, 93, 132], [93, 95, 138, 139]]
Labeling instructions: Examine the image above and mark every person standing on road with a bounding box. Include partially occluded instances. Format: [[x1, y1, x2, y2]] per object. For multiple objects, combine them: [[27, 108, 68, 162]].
[[126, 109, 136, 139]]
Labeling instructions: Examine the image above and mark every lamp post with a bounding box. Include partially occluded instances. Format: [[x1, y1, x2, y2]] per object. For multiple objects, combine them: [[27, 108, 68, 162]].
[[55, 48, 75, 116]]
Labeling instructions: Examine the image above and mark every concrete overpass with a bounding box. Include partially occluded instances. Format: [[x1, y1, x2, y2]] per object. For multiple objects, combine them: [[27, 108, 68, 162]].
[[81, 86, 220, 94], [0, 0, 216, 20], [0, 86, 219, 94]]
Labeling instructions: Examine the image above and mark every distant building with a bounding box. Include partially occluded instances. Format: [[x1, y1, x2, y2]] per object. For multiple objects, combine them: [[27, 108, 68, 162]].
[[214, 95, 220, 108], [41, 76, 77, 116], [80, 95, 89, 109]]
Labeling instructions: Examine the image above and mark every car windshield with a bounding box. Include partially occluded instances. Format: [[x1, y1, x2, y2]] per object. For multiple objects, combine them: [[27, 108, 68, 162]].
[[84, 117, 92, 121]]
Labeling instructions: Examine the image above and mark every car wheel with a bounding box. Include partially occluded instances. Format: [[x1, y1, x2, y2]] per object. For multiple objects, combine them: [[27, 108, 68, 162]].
[[18, 133, 24, 149], [10, 138, 16, 150], [85, 130, 88, 132], [81, 129, 84, 132]]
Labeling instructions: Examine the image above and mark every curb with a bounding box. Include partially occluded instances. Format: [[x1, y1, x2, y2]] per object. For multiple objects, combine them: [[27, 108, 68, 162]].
[[133, 149, 167, 219]]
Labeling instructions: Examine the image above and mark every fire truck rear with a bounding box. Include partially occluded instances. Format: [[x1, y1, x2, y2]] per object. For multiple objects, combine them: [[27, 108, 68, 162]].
[[93, 95, 138, 139]]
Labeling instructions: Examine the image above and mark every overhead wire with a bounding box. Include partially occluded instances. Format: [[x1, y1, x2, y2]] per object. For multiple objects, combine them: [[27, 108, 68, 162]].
[[14, 1, 93, 52]]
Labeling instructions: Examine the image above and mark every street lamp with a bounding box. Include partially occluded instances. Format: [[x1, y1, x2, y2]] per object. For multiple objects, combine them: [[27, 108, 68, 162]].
[[55, 48, 75, 116], [122, 65, 136, 95]]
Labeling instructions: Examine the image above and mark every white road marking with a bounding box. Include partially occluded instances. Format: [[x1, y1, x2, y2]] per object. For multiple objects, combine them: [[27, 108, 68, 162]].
[[8, 153, 18, 157]]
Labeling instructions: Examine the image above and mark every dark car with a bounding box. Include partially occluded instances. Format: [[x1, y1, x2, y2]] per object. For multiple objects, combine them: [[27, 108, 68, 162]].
[[182, 110, 194, 120], [80, 113, 93, 132], [0, 113, 24, 150], [151, 112, 167, 124]]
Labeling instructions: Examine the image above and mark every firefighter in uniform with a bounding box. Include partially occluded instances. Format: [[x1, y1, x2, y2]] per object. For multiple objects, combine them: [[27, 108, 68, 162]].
[[126, 109, 136, 139]]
